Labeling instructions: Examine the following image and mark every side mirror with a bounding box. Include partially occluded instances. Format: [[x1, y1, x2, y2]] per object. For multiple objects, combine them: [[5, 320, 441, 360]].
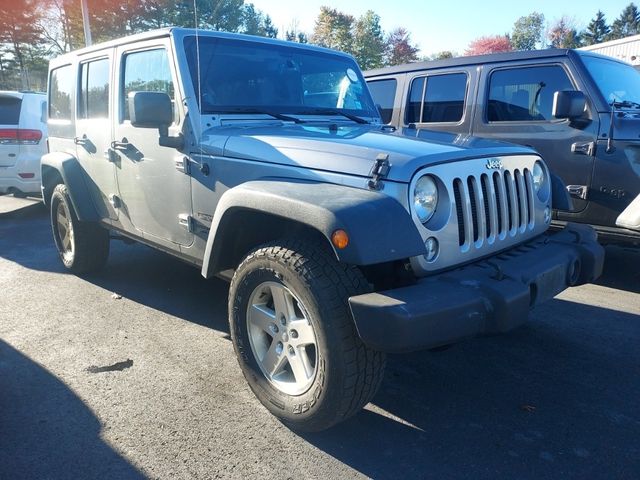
[[552, 90, 586, 119], [128, 91, 173, 128], [128, 91, 183, 149]]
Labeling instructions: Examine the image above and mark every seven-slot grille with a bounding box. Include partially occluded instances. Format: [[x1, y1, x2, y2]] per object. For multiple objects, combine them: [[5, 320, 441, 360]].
[[452, 168, 535, 247]]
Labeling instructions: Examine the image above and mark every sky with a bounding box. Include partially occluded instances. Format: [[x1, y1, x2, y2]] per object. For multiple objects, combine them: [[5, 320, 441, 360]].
[[249, 0, 631, 56]]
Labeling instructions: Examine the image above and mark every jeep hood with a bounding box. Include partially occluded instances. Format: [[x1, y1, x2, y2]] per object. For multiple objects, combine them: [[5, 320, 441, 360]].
[[200, 124, 536, 182]]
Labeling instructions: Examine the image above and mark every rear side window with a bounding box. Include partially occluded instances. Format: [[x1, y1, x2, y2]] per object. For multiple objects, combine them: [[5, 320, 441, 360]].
[[406, 73, 467, 124], [79, 58, 110, 119], [487, 65, 574, 122], [0, 97, 22, 124], [122, 48, 174, 121], [367, 79, 397, 124], [49, 65, 74, 121]]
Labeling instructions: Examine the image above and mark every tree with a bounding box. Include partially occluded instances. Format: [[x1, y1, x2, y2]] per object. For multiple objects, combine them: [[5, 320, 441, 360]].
[[311, 7, 354, 54], [431, 51, 455, 60], [385, 27, 419, 66], [241, 3, 277, 38], [548, 17, 582, 49], [511, 12, 545, 50], [465, 35, 512, 56], [609, 3, 640, 40], [583, 11, 611, 45], [352, 10, 386, 70]]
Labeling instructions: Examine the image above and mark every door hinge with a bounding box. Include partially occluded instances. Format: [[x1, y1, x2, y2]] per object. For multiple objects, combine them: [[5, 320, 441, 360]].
[[571, 141, 595, 156], [566, 185, 588, 200], [175, 156, 191, 174], [178, 214, 195, 232]]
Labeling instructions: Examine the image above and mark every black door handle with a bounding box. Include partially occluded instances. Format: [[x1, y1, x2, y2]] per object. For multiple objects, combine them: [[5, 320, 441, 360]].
[[74, 135, 88, 145], [111, 138, 130, 151]]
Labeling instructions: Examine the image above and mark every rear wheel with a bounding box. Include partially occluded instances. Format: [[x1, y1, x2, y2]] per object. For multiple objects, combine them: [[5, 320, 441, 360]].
[[50, 184, 110, 273], [229, 238, 386, 431]]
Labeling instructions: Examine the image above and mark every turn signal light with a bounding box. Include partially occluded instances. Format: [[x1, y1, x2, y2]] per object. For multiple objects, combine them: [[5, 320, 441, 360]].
[[331, 229, 349, 249]]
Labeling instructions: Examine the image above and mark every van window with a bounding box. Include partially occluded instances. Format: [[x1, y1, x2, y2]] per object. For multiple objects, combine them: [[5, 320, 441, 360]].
[[406, 73, 467, 124], [488, 65, 573, 122], [0, 96, 22, 125], [367, 79, 397, 124], [122, 48, 174, 121], [79, 58, 110, 119], [49, 65, 74, 121]]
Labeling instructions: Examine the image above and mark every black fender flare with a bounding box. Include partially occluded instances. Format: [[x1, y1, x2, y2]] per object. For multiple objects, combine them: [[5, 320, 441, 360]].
[[550, 172, 573, 211], [201, 180, 426, 278], [41, 151, 100, 222]]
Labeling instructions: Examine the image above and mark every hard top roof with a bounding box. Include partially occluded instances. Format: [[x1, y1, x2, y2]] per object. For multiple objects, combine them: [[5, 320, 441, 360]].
[[365, 48, 623, 77]]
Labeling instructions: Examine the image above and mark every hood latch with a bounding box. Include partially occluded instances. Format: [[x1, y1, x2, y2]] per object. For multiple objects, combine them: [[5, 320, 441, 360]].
[[368, 153, 390, 190]]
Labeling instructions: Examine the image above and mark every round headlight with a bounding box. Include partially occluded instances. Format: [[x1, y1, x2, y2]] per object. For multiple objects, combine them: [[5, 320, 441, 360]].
[[532, 161, 546, 193], [413, 175, 438, 224]]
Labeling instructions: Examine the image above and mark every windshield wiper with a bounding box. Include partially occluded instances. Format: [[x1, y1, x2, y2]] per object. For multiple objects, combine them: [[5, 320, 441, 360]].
[[296, 108, 370, 124], [611, 100, 640, 109], [211, 108, 306, 124]]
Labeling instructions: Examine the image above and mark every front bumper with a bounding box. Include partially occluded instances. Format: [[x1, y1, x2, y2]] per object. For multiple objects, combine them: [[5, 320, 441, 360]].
[[349, 223, 605, 353]]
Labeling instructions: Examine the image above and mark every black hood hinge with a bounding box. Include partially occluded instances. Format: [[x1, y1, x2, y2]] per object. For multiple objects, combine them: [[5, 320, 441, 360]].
[[368, 153, 390, 190]]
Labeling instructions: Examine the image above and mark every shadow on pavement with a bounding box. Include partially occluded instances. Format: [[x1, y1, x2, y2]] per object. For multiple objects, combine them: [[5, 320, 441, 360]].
[[301, 298, 640, 479], [595, 245, 640, 294], [0, 340, 144, 479]]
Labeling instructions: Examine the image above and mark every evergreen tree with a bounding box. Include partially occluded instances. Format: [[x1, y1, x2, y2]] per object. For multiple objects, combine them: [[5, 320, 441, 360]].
[[609, 3, 640, 39], [311, 7, 354, 54], [548, 17, 582, 49], [583, 10, 611, 45]]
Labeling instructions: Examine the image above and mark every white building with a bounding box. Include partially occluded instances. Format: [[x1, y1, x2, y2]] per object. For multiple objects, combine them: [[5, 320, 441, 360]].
[[580, 34, 640, 69]]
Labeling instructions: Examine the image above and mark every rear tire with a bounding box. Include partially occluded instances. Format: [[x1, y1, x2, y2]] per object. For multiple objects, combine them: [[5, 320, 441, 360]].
[[50, 184, 110, 274], [229, 238, 386, 432]]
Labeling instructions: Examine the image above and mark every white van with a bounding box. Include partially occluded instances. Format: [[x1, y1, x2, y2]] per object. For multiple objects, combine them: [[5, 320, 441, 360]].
[[0, 91, 47, 196]]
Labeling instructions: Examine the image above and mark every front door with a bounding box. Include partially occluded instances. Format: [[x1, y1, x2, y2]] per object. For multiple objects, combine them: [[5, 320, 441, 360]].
[[113, 41, 193, 246], [75, 53, 119, 220], [473, 63, 598, 212]]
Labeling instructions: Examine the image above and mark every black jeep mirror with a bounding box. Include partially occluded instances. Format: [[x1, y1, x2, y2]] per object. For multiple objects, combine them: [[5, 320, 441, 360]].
[[128, 91, 183, 149], [128, 91, 173, 128], [552, 90, 586, 119]]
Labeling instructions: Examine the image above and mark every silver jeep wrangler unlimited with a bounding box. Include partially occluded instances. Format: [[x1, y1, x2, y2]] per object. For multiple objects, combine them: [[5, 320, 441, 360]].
[[43, 28, 604, 431]]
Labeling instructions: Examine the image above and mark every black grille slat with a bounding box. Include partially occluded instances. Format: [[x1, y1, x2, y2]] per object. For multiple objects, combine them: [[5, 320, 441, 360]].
[[481, 174, 491, 237], [453, 179, 465, 246], [467, 177, 479, 242], [493, 172, 503, 234], [504, 172, 514, 231]]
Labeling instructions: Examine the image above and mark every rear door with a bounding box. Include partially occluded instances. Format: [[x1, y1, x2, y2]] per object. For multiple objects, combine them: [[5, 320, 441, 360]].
[[0, 94, 23, 167], [75, 52, 119, 220], [472, 63, 598, 212]]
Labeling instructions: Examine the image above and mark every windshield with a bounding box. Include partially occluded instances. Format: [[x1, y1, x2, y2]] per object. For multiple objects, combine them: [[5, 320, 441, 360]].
[[184, 36, 377, 118], [581, 54, 640, 107]]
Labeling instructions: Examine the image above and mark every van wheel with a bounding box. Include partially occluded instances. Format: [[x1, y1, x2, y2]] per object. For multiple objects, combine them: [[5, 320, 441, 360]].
[[50, 184, 110, 273], [229, 239, 386, 432]]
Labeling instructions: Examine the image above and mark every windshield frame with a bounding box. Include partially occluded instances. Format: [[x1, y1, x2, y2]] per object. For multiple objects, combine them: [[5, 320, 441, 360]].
[[181, 33, 380, 121], [580, 53, 640, 110]]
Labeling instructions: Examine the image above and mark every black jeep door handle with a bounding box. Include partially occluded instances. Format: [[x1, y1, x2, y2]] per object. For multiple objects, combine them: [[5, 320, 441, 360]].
[[74, 135, 88, 145], [111, 138, 130, 151]]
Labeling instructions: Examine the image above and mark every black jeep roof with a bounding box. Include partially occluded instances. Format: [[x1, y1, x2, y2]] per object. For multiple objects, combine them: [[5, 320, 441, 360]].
[[365, 49, 615, 77]]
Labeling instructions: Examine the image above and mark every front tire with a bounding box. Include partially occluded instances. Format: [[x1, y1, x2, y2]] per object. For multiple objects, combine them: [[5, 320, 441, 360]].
[[229, 239, 386, 431], [50, 184, 110, 274]]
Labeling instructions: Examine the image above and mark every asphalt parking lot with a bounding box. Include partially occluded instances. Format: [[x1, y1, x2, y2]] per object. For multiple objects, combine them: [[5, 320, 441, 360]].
[[1, 204, 639, 480]]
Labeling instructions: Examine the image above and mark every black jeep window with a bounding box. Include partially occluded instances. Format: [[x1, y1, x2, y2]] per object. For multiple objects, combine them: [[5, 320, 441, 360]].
[[422, 73, 467, 123], [122, 48, 175, 121], [488, 65, 574, 122], [406, 73, 467, 124], [367, 79, 397, 124], [79, 58, 109, 119], [49, 65, 74, 121], [406, 76, 425, 123]]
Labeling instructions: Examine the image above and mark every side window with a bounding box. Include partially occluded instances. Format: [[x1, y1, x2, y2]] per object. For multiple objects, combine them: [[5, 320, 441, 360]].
[[121, 48, 175, 122], [79, 58, 110, 119], [487, 65, 574, 122], [367, 79, 397, 124], [49, 65, 74, 121], [406, 77, 425, 123], [422, 73, 467, 123]]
